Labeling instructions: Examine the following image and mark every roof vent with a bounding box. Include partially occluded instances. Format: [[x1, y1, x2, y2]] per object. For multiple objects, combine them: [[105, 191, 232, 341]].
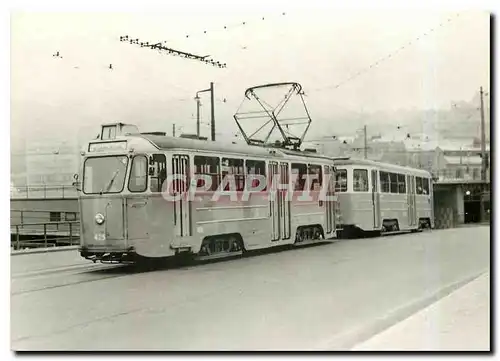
[[142, 132, 166, 136]]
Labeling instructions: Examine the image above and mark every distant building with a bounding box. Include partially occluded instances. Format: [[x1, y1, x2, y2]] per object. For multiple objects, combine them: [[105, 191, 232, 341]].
[[304, 130, 490, 184], [11, 137, 80, 186], [437, 142, 490, 182]]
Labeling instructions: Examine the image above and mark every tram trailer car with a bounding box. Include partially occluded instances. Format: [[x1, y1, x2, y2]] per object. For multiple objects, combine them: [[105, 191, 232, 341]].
[[78, 123, 337, 263], [332, 158, 434, 239]]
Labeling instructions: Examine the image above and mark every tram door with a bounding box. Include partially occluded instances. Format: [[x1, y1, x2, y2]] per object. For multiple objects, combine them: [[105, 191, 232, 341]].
[[268, 162, 279, 241], [371, 169, 381, 229], [269, 162, 289, 241], [324, 165, 335, 234], [279, 162, 291, 240], [172, 154, 192, 237], [407, 175, 417, 227]]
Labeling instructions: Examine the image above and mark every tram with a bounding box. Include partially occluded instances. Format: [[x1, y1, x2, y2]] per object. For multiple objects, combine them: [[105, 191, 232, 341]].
[[333, 158, 434, 238], [78, 122, 337, 263]]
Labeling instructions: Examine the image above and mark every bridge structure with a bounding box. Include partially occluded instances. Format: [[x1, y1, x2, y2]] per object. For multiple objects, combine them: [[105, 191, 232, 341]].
[[10, 184, 79, 250], [432, 169, 490, 229]]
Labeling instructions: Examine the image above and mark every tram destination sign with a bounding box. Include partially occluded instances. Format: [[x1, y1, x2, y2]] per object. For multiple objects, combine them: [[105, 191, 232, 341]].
[[88, 141, 127, 153]]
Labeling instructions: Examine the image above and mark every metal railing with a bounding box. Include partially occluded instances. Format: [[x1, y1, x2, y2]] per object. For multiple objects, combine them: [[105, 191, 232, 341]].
[[11, 221, 80, 250], [10, 210, 80, 224], [10, 184, 79, 199], [433, 168, 490, 183]]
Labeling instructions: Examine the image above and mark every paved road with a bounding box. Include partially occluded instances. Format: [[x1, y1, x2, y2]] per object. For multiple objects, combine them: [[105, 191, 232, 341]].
[[353, 272, 490, 351], [11, 247, 87, 277], [11, 226, 490, 350]]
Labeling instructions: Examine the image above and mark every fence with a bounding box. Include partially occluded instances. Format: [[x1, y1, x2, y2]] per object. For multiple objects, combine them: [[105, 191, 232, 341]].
[[11, 221, 80, 250], [10, 184, 78, 199]]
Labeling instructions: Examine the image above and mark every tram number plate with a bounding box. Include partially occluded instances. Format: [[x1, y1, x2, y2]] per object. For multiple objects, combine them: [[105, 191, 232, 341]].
[[94, 232, 106, 241]]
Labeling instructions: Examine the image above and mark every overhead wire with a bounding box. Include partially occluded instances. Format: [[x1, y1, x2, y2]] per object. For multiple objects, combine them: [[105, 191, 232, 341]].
[[306, 12, 462, 94]]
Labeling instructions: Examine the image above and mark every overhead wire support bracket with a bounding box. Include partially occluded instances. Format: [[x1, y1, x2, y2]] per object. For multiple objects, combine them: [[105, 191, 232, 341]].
[[119, 35, 227, 68]]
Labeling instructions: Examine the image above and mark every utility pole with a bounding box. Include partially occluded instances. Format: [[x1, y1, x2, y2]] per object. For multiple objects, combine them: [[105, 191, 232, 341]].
[[210, 82, 215, 141], [172, 123, 176, 137], [195, 82, 215, 140], [479, 87, 488, 223], [480, 87, 487, 181], [195, 95, 201, 138], [363, 125, 368, 159]]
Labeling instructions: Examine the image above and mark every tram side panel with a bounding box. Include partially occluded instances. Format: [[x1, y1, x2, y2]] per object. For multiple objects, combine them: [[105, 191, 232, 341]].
[[335, 166, 378, 233], [415, 177, 433, 229], [379, 193, 412, 231], [341, 193, 375, 232], [415, 194, 433, 228], [192, 192, 272, 252], [131, 195, 177, 258]]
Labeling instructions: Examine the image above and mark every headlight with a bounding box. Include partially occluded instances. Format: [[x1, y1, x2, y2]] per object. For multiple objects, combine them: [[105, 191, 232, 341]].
[[95, 213, 105, 225]]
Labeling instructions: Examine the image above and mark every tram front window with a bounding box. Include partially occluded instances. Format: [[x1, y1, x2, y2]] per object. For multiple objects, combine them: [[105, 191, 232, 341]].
[[83, 156, 129, 194]]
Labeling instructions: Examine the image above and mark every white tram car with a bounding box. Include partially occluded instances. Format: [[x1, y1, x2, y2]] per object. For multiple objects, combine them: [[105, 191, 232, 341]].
[[78, 123, 337, 263], [333, 158, 434, 238]]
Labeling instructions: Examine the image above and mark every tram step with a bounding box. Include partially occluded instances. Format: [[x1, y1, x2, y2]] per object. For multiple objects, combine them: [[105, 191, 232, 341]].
[[381, 230, 412, 236], [195, 250, 243, 262], [294, 238, 324, 247]]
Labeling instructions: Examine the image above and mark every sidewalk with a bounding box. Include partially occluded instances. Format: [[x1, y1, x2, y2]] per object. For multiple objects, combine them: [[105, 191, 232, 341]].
[[352, 272, 490, 351]]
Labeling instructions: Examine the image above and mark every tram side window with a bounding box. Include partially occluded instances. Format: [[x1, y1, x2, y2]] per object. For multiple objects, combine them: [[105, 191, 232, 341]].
[[390, 172, 398, 193], [149, 154, 167, 193], [222, 158, 245, 191], [246, 160, 266, 191], [335, 169, 347, 192], [397, 174, 406, 193], [416, 177, 423, 195], [194, 156, 220, 191], [353, 169, 368, 192], [308, 164, 323, 191], [380, 171, 390, 193], [291, 163, 307, 191], [128, 155, 148, 192], [422, 178, 430, 195]]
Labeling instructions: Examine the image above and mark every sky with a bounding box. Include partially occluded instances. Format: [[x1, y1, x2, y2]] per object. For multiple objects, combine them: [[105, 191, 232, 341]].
[[10, 8, 490, 149]]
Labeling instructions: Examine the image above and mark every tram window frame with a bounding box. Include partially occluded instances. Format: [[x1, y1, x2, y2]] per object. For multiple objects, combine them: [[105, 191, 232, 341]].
[[422, 177, 430, 195], [380, 171, 390, 193], [397, 174, 406, 194], [353, 169, 369, 192], [335, 169, 348, 192], [416, 176, 423, 195], [291, 163, 307, 191], [194, 156, 220, 191], [389, 172, 398, 193], [128, 155, 148, 193], [246, 159, 266, 191], [101, 125, 116, 140], [308, 164, 323, 191], [222, 158, 245, 191], [149, 154, 167, 193], [83, 155, 129, 194]]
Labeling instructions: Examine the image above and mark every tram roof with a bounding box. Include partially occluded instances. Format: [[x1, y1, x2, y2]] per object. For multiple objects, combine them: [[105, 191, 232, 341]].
[[138, 134, 337, 163], [332, 157, 432, 176], [140, 134, 284, 157]]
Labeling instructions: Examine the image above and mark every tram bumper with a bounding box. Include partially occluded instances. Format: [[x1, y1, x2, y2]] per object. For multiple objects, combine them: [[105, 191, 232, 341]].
[[79, 245, 137, 263]]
